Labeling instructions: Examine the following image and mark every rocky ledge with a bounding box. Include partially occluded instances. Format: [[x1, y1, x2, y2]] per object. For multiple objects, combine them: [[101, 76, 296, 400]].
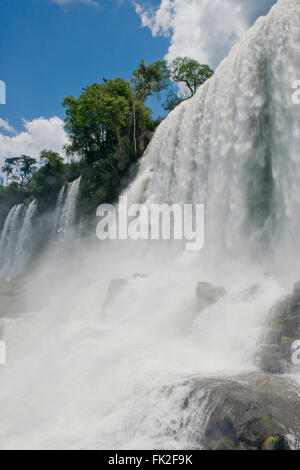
[[260, 282, 300, 374], [179, 373, 300, 450]]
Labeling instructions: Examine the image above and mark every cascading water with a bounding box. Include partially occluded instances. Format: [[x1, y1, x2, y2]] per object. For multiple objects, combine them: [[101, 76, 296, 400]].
[[0, 0, 299, 450], [0, 205, 20, 264], [52, 185, 66, 235], [53, 177, 81, 247], [128, 0, 300, 267], [0, 204, 24, 280], [12, 200, 37, 277], [0, 201, 37, 280]]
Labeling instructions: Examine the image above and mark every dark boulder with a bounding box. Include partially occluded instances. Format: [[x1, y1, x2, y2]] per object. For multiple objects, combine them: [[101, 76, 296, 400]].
[[102, 274, 148, 314], [195, 282, 226, 313], [176, 373, 300, 450]]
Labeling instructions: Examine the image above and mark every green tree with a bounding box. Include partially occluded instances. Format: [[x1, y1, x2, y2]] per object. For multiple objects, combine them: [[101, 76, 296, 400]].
[[131, 59, 170, 102], [28, 150, 66, 212], [63, 80, 133, 163], [1, 158, 15, 184], [2, 155, 37, 186], [169, 57, 214, 97], [163, 90, 185, 112], [20, 156, 37, 184], [40, 150, 64, 168], [62, 77, 153, 213]]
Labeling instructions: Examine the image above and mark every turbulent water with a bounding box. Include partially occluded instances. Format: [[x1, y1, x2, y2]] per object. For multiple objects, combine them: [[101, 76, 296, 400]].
[[0, 0, 300, 449]]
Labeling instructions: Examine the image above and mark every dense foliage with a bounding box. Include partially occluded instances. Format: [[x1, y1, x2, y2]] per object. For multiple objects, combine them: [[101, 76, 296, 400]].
[[0, 57, 214, 227]]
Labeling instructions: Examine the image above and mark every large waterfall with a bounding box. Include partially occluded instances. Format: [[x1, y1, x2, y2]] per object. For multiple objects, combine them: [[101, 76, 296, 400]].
[[127, 0, 300, 268], [0, 0, 299, 450]]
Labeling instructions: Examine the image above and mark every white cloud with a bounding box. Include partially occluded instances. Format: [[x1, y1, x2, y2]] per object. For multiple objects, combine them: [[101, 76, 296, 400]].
[[0, 116, 69, 168], [0, 118, 16, 135], [135, 0, 277, 68]]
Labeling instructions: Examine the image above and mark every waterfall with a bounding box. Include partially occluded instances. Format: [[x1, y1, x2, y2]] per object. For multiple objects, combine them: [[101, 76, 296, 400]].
[[126, 0, 300, 267], [0, 205, 19, 263], [53, 177, 81, 244], [0, 0, 299, 450], [0, 177, 81, 280], [0, 204, 24, 279], [0, 201, 37, 280], [12, 199, 37, 277]]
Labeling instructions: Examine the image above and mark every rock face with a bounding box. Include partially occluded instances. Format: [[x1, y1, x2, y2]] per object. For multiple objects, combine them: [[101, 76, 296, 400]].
[[260, 282, 300, 374], [102, 274, 148, 314], [138, 131, 153, 154], [195, 282, 226, 313], [179, 373, 300, 450]]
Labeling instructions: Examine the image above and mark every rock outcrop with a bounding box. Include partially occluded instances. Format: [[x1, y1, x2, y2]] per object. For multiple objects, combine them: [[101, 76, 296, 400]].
[[195, 282, 226, 313], [260, 282, 300, 374], [178, 373, 300, 450]]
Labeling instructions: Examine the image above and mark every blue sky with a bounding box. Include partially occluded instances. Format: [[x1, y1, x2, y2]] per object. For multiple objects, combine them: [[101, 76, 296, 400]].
[[0, 0, 168, 132], [0, 0, 277, 164]]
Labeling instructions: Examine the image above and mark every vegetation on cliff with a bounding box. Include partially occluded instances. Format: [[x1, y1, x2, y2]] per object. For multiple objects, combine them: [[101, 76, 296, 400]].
[[0, 57, 213, 228]]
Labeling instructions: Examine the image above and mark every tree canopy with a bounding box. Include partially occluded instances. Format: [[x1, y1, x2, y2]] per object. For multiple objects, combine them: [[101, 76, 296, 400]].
[[131, 59, 170, 102], [169, 57, 214, 97], [2, 155, 37, 187], [0, 56, 214, 226]]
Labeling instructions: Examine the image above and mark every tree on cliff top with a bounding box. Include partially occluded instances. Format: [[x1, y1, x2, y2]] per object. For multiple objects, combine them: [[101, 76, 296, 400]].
[[169, 57, 214, 98]]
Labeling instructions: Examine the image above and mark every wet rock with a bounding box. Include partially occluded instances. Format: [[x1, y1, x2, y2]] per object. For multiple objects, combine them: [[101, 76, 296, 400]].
[[133, 273, 148, 280], [102, 278, 128, 313], [237, 283, 261, 301], [178, 373, 299, 450], [195, 282, 226, 313], [260, 345, 284, 374], [261, 436, 290, 450], [138, 131, 153, 154], [259, 282, 300, 374], [102, 274, 149, 314]]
